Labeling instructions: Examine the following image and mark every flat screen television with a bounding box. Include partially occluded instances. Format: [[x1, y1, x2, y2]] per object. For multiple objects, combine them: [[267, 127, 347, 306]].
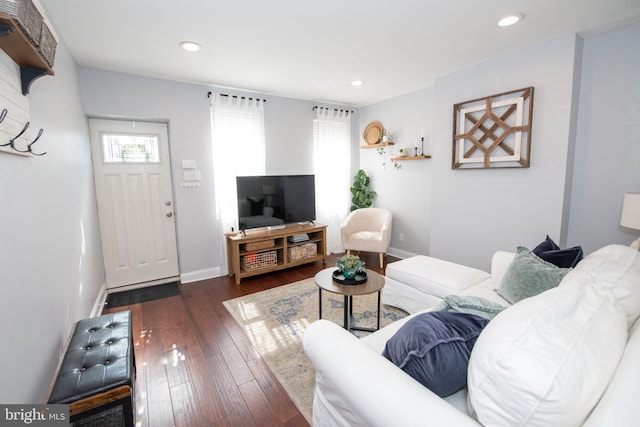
[[236, 174, 316, 231]]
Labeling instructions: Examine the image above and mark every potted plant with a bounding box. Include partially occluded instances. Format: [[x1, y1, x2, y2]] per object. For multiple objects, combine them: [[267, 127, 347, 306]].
[[336, 254, 365, 279], [350, 169, 377, 211]]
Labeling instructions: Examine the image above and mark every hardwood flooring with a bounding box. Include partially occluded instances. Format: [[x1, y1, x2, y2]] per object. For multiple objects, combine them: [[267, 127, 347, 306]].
[[103, 252, 397, 427]]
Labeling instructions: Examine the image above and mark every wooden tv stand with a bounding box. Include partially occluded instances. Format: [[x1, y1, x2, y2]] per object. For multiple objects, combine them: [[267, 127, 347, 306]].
[[226, 223, 327, 285]]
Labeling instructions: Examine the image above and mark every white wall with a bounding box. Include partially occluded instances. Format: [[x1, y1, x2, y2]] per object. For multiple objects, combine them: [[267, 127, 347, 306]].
[[567, 22, 640, 253], [0, 41, 105, 402]]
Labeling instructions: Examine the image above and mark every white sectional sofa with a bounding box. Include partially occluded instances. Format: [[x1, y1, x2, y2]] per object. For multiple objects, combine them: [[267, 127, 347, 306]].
[[304, 244, 640, 427]]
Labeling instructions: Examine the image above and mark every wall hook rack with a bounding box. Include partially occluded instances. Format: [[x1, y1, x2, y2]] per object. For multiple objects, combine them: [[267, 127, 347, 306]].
[[0, 109, 47, 156]]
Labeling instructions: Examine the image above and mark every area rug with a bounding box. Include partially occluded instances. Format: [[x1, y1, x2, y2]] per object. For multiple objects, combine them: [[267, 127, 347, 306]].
[[222, 278, 407, 423], [105, 282, 180, 308]]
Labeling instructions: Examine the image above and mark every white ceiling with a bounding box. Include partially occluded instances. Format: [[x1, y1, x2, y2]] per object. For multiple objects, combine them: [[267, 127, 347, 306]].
[[39, 0, 640, 107]]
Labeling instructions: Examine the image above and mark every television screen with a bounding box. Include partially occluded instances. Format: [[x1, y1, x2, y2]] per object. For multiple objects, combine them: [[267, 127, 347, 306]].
[[236, 175, 316, 230]]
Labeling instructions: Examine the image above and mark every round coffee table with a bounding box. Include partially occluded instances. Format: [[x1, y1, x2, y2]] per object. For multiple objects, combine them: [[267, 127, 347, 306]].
[[314, 267, 385, 332]]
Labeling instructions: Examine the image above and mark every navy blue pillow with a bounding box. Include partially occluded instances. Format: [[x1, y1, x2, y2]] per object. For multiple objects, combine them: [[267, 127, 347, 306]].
[[532, 235, 583, 268], [382, 311, 489, 397]]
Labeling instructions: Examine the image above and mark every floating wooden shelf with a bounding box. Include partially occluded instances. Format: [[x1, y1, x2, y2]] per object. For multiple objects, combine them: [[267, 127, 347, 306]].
[[361, 142, 394, 149], [0, 12, 54, 95], [390, 155, 431, 161]]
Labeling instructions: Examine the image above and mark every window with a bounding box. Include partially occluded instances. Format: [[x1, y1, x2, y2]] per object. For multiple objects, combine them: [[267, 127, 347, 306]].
[[101, 132, 160, 163]]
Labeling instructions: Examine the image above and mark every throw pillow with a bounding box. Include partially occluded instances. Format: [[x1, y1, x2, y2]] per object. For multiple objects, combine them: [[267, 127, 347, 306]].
[[437, 295, 505, 320], [382, 311, 489, 397], [497, 247, 570, 304], [468, 278, 627, 427], [532, 235, 584, 268]]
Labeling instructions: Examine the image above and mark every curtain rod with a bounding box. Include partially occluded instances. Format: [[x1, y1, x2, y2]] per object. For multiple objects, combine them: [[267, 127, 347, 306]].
[[313, 106, 353, 114], [207, 92, 266, 102]]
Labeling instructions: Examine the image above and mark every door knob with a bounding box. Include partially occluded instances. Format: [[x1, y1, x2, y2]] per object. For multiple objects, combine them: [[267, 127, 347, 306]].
[[166, 212, 173, 218], [165, 201, 172, 206]]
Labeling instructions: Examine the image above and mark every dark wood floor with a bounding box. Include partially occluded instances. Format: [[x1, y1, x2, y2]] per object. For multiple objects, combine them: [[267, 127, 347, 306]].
[[103, 252, 397, 427]]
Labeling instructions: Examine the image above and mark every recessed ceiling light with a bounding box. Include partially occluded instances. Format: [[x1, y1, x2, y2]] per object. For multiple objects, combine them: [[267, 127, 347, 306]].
[[498, 14, 524, 27], [179, 41, 201, 52], [351, 80, 364, 87]]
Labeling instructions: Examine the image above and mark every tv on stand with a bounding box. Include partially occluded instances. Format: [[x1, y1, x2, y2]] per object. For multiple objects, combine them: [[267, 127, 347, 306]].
[[236, 174, 316, 232]]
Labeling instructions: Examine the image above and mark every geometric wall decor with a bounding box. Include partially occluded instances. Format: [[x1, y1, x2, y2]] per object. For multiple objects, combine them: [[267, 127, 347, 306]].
[[452, 87, 534, 169]]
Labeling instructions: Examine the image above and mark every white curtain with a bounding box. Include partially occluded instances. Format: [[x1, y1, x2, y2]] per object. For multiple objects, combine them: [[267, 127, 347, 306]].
[[314, 108, 352, 254], [211, 94, 265, 274]]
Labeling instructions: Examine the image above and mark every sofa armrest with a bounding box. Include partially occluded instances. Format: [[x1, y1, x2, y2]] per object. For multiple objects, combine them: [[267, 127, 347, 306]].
[[304, 320, 481, 427]]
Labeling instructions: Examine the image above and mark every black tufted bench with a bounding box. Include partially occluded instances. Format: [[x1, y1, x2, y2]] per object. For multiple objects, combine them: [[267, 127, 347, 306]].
[[47, 311, 135, 427]]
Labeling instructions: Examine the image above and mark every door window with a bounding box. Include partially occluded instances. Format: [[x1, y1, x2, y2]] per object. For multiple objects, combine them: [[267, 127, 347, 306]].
[[101, 132, 160, 163]]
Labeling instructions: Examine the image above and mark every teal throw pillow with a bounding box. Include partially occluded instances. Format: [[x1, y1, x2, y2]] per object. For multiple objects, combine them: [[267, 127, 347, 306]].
[[437, 295, 505, 320], [497, 247, 570, 304]]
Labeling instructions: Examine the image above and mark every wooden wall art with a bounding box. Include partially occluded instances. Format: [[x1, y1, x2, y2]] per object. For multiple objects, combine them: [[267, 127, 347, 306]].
[[452, 87, 533, 169]]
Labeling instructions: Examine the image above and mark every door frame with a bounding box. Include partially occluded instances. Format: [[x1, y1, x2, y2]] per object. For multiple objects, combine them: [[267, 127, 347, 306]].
[[88, 118, 180, 292]]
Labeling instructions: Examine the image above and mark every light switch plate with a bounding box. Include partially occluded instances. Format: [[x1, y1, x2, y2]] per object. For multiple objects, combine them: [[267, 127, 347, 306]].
[[182, 160, 196, 169]]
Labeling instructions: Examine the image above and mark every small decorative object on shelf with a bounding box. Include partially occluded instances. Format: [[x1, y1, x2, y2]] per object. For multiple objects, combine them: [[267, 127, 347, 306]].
[[336, 254, 365, 280]]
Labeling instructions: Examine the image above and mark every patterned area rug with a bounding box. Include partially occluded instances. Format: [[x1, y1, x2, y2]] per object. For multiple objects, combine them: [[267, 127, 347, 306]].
[[223, 278, 407, 424]]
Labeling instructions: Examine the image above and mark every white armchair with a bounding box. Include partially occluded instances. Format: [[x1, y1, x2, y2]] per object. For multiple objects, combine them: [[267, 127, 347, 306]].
[[341, 207, 393, 268]]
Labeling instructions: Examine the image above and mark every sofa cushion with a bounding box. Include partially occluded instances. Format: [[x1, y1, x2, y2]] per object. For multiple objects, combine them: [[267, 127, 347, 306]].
[[468, 278, 627, 427], [436, 295, 505, 320], [533, 235, 583, 268], [386, 255, 490, 298], [382, 311, 489, 398], [560, 244, 640, 328], [497, 247, 570, 304]]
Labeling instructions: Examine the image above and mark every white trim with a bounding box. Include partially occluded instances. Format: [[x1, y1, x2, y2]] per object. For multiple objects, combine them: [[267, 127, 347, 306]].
[[90, 283, 108, 317], [180, 267, 222, 284], [387, 246, 418, 260]]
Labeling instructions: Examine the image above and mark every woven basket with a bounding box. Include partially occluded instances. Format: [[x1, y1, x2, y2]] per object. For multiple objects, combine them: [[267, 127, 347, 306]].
[[0, 0, 43, 45], [245, 240, 275, 252], [288, 243, 317, 261], [38, 21, 56, 67], [241, 250, 277, 271]]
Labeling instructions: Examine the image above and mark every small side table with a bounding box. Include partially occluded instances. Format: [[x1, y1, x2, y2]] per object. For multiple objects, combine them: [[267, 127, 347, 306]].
[[314, 268, 385, 332]]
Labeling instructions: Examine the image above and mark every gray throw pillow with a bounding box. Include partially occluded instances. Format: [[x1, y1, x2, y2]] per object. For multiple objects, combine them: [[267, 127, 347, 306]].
[[437, 295, 505, 320], [497, 247, 570, 304]]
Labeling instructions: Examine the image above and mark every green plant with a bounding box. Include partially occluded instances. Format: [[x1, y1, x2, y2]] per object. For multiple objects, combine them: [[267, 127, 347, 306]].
[[336, 254, 365, 272], [350, 169, 377, 211]]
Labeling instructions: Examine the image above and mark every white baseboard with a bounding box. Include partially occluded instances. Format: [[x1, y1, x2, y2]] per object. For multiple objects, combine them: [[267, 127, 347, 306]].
[[90, 283, 108, 317], [388, 246, 418, 260], [180, 267, 222, 284]]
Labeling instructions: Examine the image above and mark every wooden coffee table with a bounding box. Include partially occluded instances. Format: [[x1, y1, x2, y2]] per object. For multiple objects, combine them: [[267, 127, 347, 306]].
[[314, 268, 385, 333]]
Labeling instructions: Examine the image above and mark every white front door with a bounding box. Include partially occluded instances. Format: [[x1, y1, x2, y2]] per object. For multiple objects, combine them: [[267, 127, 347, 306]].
[[89, 119, 179, 290]]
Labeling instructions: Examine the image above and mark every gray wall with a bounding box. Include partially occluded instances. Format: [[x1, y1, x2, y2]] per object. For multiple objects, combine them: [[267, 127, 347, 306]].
[[359, 87, 435, 258], [360, 26, 639, 270], [567, 22, 640, 253], [429, 35, 582, 269], [78, 69, 357, 282], [0, 41, 105, 403]]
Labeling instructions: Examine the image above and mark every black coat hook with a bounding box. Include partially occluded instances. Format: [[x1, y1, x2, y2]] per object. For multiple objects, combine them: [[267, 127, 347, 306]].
[[27, 128, 45, 156], [1, 116, 47, 156], [11, 121, 29, 143]]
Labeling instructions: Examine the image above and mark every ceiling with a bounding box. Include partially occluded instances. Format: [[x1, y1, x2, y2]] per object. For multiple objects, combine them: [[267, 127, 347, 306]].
[[39, 0, 640, 107]]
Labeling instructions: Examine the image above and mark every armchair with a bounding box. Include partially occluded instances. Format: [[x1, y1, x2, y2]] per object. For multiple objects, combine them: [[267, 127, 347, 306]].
[[341, 208, 393, 268]]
